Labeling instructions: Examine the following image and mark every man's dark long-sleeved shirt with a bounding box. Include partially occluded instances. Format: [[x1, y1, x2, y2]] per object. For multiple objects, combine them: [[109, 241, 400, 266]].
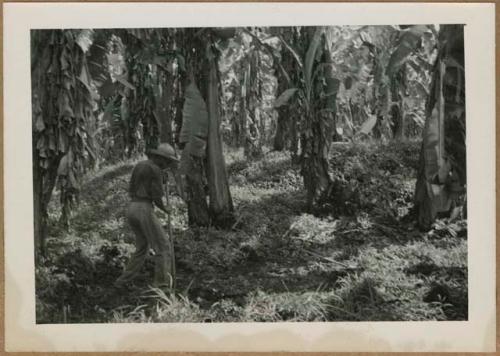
[[129, 160, 164, 208]]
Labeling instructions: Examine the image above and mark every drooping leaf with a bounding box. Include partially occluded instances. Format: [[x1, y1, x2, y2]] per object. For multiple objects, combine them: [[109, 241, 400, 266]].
[[178, 145, 191, 176], [102, 99, 116, 124], [58, 133, 68, 153], [60, 94, 74, 118], [423, 107, 441, 179], [34, 115, 45, 132], [274, 88, 298, 108], [407, 112, 425, 127], [205, 46, 233, 218], [176, 53, 186, 72], [278, 34, 303, 69], [87, 31, 111, 83], [76, 29, 94, 53], [179, 82, 209, 144], [78, 58, 93, 93], [413, 79, 430, 97], [97, 77, 118, 99], [325, 77, 340, 97], [115, 74, 136, 91], [386, 25, 429, 77], [186, 136, 206, 158], [304, 28, 324, 100], [84, 140, 97, 161], [358, 113, 378, 135], [48, 135, 56, 151], [106, 52, 121, 67], [68, 169, 78, 189], [57, 152, 72, 176], [444, 56, 464, 71]]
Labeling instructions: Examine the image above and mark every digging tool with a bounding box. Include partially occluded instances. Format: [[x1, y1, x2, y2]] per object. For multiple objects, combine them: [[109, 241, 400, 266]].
[[164, 171, 176, 291]]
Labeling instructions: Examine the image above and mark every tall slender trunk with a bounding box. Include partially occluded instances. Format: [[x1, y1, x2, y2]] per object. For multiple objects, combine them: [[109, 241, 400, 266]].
[[300, 29, 334, 210], [414, 25, 465, 229], [391, 65, 406, 140], [173, 74, 186, 146], [157, 72, 174, 144], [185, 157, 210, 226], [206, 47, 235, 227], [291, 116, 299, 162], [301, 109, 332, 209], [243, 54, 263, 159], [392, 103, 404, 140], [239, 68, 248, 147], [273, 107, 288, 151], [230, 99, 242, 147], [33, 154, 44, 259], [178, 30, 212, 227], [180, 30, 234, 227], [184, 90, 211, 224], [273, 29, 296, 153], [32, 151, 61, 258]]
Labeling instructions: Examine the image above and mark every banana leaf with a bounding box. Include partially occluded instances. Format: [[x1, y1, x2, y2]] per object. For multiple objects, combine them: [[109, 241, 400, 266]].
[[304, 28, 324, 102], [114, 74, 136, 91], [358, 114, 378, 135], [274, 88, 298, 108], [179, 82, 209, 144], [386, 25, 428, 77]]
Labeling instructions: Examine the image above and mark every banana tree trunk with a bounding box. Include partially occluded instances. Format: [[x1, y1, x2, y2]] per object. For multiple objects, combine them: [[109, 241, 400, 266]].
[[301, 29, 336, 210], [290, 115, 300, 162], [206, 48, 235, 227], [185, 156, 210, 226], [391, 65, 406, 140], [239, 77, 247, 147], [232, 61, 246, 147], [301, 110, 332, 210], [243, 56, 263, 159], [33, 152, 61, 258], [392, 103, 404, 140], [33, 154, 45, 258], [157, 71, 174, 144], [273, 107, 288, 151], [180, 30, 235, 227], [244, 105, 263, 159], [178, 30, 211, 227], [273, 29, 297, 153], [414, 25, 465, 229], [173, 74, 186, 145]]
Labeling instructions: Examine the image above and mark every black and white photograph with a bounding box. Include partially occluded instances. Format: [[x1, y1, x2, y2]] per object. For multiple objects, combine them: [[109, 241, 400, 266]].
[[32, 23, 468, 324], [4, 2, 495, 352]]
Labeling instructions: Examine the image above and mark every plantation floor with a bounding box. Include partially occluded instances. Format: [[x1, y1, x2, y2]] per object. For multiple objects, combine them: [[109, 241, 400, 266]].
[[36, 141, 467, 323]]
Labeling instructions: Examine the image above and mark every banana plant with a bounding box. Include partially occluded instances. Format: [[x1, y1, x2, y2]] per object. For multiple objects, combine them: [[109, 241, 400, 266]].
[[178, 28, 235, 227], [379, 24, 465, 228], [219, 28, 277, 158], [32, 30, 97, 256], [178, 78, 211, 226], [335, 25, 433, 140], [272, 27, 339, 208], [414, 25, 466, 229]]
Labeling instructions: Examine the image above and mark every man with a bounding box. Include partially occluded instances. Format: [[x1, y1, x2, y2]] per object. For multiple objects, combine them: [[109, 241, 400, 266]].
[[115, 143, 179, 289]]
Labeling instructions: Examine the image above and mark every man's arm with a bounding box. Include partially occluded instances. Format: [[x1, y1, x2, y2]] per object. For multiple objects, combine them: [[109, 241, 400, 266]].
[[151, 167, 170, 213], [128, 165, 138, 198]]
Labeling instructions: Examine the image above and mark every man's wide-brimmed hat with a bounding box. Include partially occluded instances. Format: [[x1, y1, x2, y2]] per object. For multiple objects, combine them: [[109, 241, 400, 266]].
[[147, 143, 179, 162]]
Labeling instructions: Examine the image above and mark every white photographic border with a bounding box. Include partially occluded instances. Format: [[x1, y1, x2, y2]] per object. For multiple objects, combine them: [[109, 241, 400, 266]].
[[3, 2, 496, 352]]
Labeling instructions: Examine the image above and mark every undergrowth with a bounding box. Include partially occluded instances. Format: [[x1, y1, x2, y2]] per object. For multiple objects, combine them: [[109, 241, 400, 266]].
[[36, 142, 467, 323]]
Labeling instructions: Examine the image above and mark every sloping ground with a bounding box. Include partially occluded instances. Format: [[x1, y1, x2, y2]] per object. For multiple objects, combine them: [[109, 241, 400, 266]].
[[36, 142, 467, 323]]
